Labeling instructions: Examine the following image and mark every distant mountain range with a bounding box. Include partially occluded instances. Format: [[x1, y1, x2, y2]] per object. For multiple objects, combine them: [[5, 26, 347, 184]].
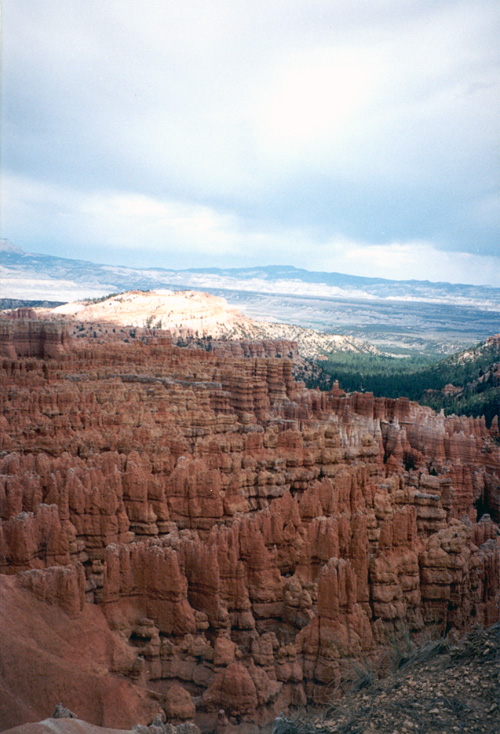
[[2, 240, 499, 355], [2, 239, 499, 307]]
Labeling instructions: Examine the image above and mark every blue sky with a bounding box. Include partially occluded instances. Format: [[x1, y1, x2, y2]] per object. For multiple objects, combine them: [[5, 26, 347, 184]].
[[1, 0, 499, 285]]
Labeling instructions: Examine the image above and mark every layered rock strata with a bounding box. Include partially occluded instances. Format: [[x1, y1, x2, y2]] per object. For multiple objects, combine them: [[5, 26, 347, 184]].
[[0, 318, 70, 359], [0, 334, 499, 730]]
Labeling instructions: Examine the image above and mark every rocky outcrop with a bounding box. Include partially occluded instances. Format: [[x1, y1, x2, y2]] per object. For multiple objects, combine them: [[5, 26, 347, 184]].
[[0, 334, 498, 730], [50, 291, 256, 338], [43, 289, 378, 359], [0, 574, 161, 731], [0, 319, 71, 359]]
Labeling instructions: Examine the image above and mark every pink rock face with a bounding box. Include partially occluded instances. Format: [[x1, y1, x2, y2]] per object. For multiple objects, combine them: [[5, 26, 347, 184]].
[[19, 563, 86, 618], [0, 333, 499, 730], [0, 574, 161, 731], [0, 319, 71, 359]]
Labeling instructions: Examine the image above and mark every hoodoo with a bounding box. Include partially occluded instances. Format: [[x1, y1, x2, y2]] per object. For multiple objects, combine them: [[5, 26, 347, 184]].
[[0, 331, 499, 731]]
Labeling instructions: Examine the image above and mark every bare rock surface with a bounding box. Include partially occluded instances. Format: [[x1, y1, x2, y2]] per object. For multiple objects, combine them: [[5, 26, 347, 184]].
[[0, 330, 498, 731], [40, 289, 378, 359], [0, 318, 70, 359], [1, 722, 132, 734], [50, 291, 254, 339], [0, 575, 161, 730], [274, 621, 500, 734]]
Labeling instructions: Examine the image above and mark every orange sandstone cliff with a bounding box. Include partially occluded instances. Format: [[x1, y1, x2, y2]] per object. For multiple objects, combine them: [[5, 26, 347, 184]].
[[0, 327, 499, 731]]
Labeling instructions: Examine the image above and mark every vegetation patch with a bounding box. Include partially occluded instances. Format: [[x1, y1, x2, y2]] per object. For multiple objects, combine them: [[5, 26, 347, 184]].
[[318, 338, 500, 426]]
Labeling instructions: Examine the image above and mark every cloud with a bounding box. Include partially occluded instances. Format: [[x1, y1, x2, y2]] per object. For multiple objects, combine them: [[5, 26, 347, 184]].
[[80, 193, 242, 255], [255, 47, 383, 157], [325, 241, 500, 286], [2, 0, 500, 280], [3, 173, 499, 285]]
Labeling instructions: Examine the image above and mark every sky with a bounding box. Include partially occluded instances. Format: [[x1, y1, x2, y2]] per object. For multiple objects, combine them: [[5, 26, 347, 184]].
[[1, 0, 500, 285]]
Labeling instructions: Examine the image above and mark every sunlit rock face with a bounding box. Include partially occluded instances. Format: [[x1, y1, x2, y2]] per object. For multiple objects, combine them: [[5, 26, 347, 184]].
[[39, 289, 378, 360], [50, 290, 256, 338], [0, 333, 498, 730]]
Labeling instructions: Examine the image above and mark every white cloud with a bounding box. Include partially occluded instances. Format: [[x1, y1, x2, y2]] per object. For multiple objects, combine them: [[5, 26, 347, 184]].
[[256, 47, 383, 158], [2, 0, 499, 278], [321, 241, 500, 286], [3, 174, 500, 285], [471, 192, 500, 231], [4, 1, 499, 192], [81, 192, 241, 254]]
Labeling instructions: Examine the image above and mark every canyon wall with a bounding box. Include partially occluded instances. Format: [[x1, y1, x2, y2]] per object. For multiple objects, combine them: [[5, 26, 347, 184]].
[[0, 331, 499, 730]]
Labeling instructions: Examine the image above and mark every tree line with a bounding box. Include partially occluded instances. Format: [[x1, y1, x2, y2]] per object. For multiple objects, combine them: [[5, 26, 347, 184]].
[[316, 346, 499, 427]]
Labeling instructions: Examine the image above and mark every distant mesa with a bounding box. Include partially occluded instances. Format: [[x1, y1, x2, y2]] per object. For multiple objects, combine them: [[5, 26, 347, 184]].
[[2, 241, 500, 356], [43, 289, 379, 359], [2, 239, 498, 305], [49, 289, 254, 338], [0, 238, 24, 254]]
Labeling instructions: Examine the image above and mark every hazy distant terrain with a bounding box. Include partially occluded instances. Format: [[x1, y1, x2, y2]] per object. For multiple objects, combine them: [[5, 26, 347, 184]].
[[208, 289, 500, 355], [2, 240, 499, 355]]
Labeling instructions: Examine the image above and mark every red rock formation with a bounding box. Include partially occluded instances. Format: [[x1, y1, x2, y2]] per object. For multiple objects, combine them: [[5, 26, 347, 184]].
[[0, 319, 71, 359], [0, 574, 161, 730], [0, 331, 498, 730], [8, 307, 37, 320]]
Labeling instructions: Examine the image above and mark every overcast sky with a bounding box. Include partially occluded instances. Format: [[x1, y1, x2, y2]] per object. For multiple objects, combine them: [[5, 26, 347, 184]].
[[2, 0, 499, 285]]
